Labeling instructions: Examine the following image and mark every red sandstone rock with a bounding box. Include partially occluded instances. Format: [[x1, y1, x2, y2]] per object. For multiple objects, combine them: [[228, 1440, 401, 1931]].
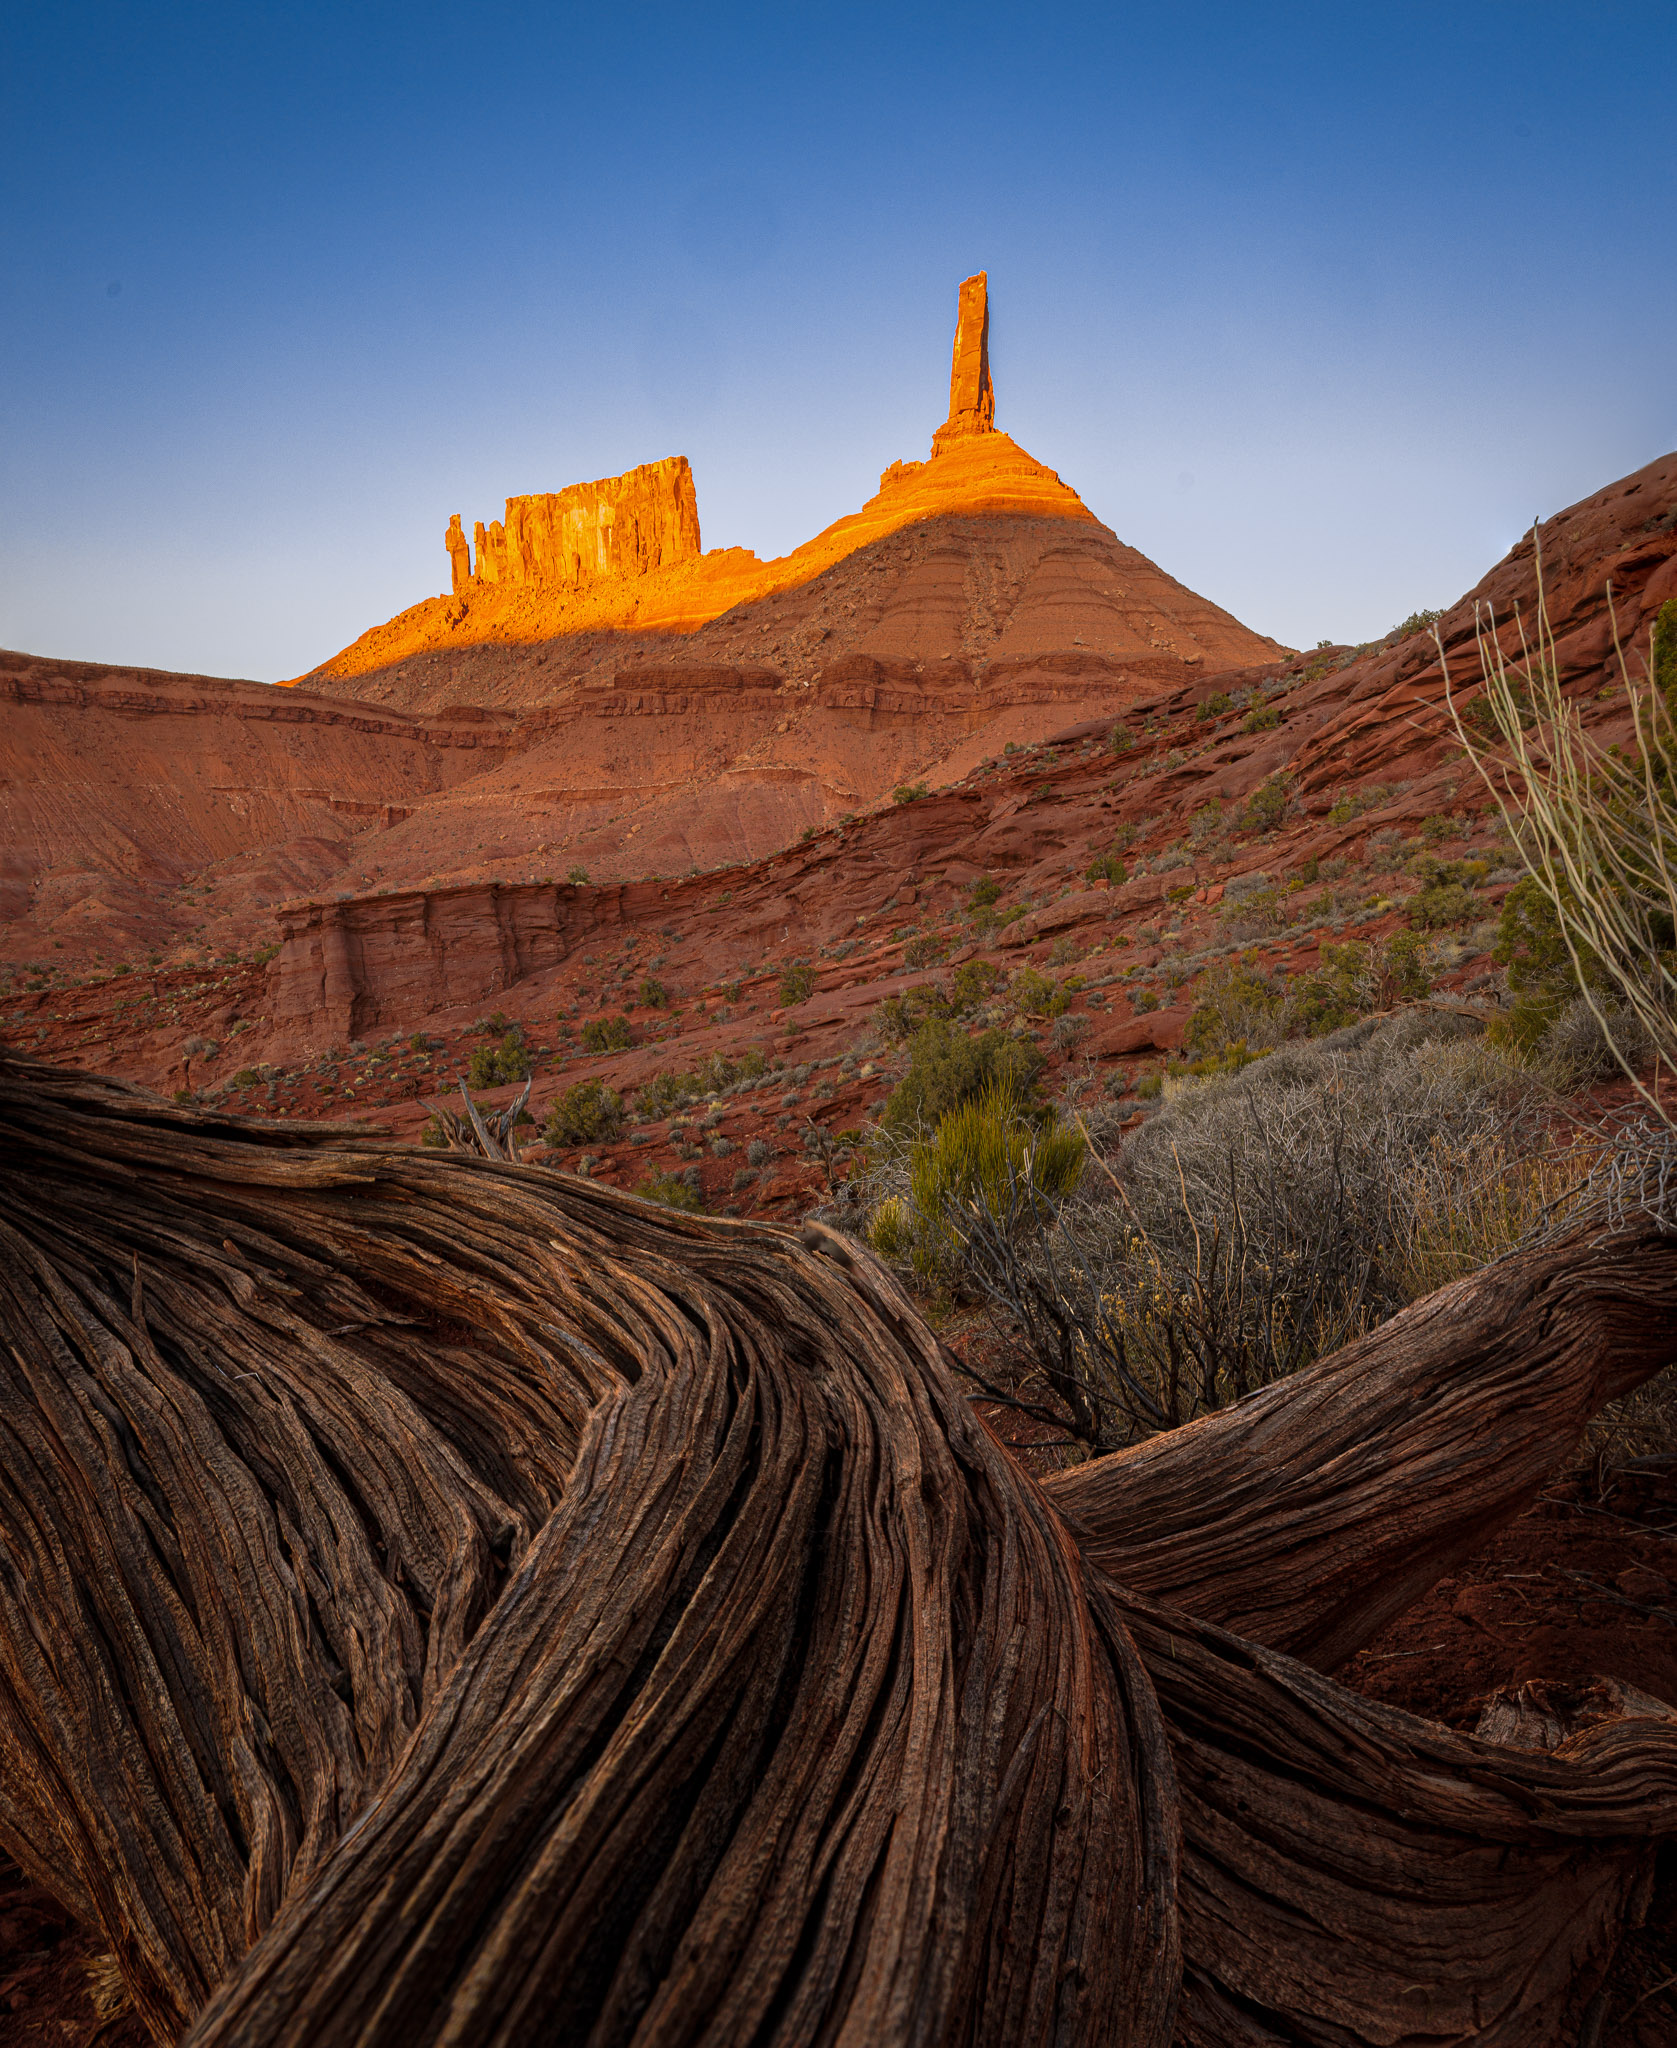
[[932, 271, 995, 453], [457, 457, 701, 594], [445, 515, 471, 594]]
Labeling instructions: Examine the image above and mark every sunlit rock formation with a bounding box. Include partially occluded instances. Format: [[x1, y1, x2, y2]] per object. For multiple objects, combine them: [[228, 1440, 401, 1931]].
[[445, 515, 471, 594], [932, 271, 995, 451], [448, 457, 701, 597]]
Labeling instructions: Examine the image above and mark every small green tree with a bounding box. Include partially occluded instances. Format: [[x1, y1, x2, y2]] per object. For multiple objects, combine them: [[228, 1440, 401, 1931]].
[[581, 1015, 634, 1053], [545, 1080, 624, 1147], [880, 1021, 1044, 1136], [467, 1032, 531, 1088]]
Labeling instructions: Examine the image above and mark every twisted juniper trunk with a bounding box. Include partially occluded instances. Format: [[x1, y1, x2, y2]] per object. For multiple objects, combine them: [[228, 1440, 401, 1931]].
[[1, 1054, 1675, 2046]]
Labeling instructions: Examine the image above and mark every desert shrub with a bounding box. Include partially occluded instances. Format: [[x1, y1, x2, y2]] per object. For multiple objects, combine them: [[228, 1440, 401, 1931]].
[[778, 963, 817, 1006], [1183, 960, 1290, 1055], [1217, 886, 1289, 942], [1109, 723, 1135, 753], [1086, 851, 1128, 884], [1240, 772, 1295, 834], [1327, 782, 1404, 827], [902, 934, 946, 969], [1408, 879, 1478, 929], [566, 866, 589, 884], [634, 1048, 769, 1120], [580, 1015, 634, 1053], [1131, 988, 1160, 1013], [545, 1079, 624, 1147], [746, 1137, 775, 1167], [970, 876, 1001, 908], [874, 985, 949, 1042], [1197, 692, 1233, 722], [1242, 704, 1281, 733], [1536, 994, 1655, 1090], [866, 1088, 1084, 1281], [876, 964, 1002, 1043], [892, 782, 929, 805], [1007, 968, 1070, 1020], [948, 959, 1003, 1010], [467, 1031, 531, 1089], [1388, 608, 1443, 642], [636, 1172, 703, 1212], [967, 1014, 1544, 1450], [638, 976, 670, 1009], [880, 1021, 1045, 1137]]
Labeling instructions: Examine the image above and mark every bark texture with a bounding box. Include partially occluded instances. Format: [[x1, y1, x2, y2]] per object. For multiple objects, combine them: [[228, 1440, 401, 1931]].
[[0, 1053, 1674, 2047]]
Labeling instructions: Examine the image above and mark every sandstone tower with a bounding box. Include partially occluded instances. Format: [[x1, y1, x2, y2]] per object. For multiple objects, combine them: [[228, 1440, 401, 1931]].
[[932, 272, 995, 452]]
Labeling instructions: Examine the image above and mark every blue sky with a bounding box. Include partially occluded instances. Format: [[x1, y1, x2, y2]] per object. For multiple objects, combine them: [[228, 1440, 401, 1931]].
[[4, 1, 1675, 681]]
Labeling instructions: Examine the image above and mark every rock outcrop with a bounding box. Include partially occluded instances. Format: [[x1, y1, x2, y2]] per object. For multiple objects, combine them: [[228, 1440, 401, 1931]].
[[451, 457, 701, 595], [445, 515, 471, 594], [932, 271, 995, 452]]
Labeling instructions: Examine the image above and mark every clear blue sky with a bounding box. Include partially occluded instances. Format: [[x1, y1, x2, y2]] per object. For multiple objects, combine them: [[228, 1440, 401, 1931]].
[[4, 1, 1675, 681]]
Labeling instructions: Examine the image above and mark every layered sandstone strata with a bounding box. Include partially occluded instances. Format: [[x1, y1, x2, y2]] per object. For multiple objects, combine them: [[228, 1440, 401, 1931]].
[[448, 457, 700, 595]]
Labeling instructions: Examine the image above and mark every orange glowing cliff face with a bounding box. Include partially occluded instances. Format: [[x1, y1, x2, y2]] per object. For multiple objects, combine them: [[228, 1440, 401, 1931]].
[[292, 274, 1101, 687]]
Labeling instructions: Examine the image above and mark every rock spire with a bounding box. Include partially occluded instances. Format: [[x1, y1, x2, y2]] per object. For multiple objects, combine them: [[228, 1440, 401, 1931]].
[[933, 272, 995, 452], [445, 515, 471, 594]]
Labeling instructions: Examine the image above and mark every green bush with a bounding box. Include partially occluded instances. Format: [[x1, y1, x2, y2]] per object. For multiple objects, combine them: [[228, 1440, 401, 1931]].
[[580, 1015, 634, 1053], [545, 1079, 624, 1146], [892, 782, 929, 805], [1383, 929, 1434, 1000], [1136, 1072, 1163, 1100], [636, 1172, 703, 1211], [874, 962, 1004, 1043], [467, 1031, 532, 1088], [948, 959, 1002, 1009], [1109, 722, 1136, 753], [231, 1067, 262, 1088], [880, 1021, 1044, 1136], [633, 1047, 769, 1120], [1197, 692, 1234, 722], [1326, 782, 1402, 826], [638, 976, 670, 1009], [1086, 851, 1128, 885], [778, 962, 817, 1006], [1408, 880, 1478, 929], [1132, 987, 1160, 1013], [1007, 967, 1070, 1019], [970, 876, 1002, 908], [1242, 704, 1281, 733], [1184, 961, 1289, 1055], [902, 934, 946, 969], [869, 1089, 1085, 1278], [566, 866, 590, 885], [1241, 772, 1294, 834]]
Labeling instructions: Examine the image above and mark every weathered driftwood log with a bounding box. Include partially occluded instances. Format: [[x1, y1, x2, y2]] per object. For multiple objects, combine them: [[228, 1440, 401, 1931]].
[[1, 1052, 1675, 2047]]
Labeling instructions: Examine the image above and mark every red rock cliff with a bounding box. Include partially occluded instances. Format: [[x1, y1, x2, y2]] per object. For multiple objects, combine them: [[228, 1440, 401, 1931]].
[[452, 456, 701, 595]]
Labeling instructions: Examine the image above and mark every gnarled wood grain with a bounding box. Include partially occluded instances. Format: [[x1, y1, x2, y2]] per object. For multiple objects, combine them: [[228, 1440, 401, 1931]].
[[1, 1053, 1675, 2046]]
